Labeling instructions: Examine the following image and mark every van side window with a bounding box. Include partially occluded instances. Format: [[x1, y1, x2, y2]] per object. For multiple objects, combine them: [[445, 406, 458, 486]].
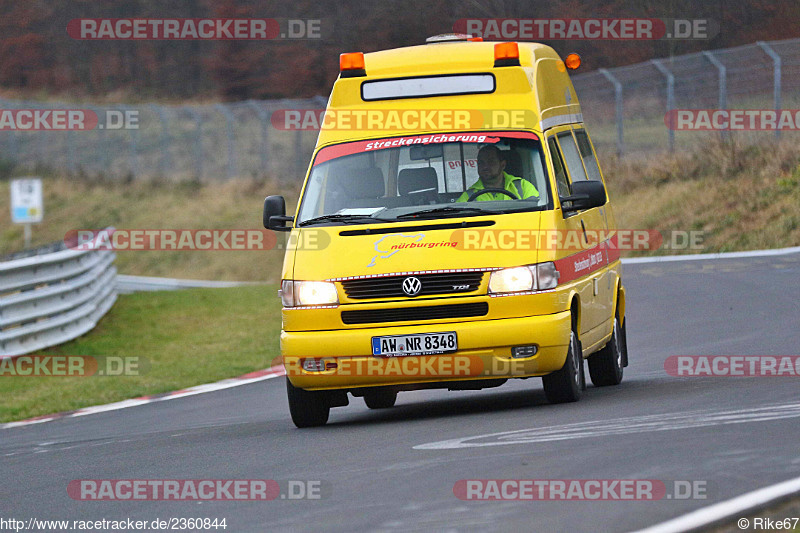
[[574, 130, 602, 181], [547, 137, 571, 198], [556, 132, 588, 182]]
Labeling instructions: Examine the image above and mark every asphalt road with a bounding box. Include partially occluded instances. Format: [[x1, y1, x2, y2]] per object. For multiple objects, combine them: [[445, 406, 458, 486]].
[[3, 252, 800, 532]]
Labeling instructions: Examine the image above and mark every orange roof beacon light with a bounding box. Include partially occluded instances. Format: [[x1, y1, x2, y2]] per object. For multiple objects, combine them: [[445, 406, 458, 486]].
[[565, 53, 581, 70], [339, 52, 366, 78], [494, 42, 520, 67]]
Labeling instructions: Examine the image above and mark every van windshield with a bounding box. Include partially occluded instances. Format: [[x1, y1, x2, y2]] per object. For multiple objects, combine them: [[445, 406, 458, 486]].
[[296, 131, 550, 226]]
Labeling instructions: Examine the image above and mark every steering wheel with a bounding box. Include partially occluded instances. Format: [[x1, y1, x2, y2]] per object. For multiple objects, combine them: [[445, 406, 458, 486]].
[[467, 188, 519, 202]]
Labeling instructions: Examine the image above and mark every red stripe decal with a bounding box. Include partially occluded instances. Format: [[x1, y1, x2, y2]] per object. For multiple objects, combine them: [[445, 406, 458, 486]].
[[313, 130, 539, 166], [554, 242, 607, 284]]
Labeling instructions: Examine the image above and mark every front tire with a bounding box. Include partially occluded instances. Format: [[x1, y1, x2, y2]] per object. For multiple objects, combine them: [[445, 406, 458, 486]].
[[364, 389, 397, 409], [286, 377, 330, 428], [588, 316, 624, 387], [543, 327, 584, 404]]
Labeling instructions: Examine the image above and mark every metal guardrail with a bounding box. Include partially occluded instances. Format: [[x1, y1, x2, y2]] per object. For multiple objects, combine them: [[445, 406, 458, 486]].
[[0, 246, 117, 357]]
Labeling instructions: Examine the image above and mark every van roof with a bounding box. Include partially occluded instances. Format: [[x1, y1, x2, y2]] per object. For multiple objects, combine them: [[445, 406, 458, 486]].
[[318, 41, 583, 148], [361, 41, 552, 76]]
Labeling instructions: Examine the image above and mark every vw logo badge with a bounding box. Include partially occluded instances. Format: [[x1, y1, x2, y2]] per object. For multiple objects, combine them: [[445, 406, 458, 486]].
[[402, 276, 422, 296]]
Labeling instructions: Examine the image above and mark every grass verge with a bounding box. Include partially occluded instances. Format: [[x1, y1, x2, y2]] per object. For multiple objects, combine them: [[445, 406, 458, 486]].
[[605, 137, 800, 255], [0, 285, 281, 423], [0, 177, 301, 282]]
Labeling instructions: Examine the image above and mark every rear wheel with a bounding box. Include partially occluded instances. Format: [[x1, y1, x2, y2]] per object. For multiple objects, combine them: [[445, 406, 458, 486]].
[[543, 325, 584, 404], [286, 377, 330, 428], [364, 389, 397, 409], [588, 316, 624, 387]]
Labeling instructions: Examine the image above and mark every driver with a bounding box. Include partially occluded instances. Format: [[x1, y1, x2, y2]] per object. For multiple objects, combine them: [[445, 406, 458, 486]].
[[457, 145, 539, 202]]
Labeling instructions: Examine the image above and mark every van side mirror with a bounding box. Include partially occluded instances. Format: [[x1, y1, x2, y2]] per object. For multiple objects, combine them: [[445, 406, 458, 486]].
[[561, 181, 606, 213], [263, 195, 293, 231]]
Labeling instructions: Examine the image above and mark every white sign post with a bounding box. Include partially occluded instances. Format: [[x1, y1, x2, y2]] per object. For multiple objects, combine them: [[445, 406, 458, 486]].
[[10, 178, 44, 249]]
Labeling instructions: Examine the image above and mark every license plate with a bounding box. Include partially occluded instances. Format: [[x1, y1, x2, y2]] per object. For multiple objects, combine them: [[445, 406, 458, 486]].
[[372, 332, 457, 357]]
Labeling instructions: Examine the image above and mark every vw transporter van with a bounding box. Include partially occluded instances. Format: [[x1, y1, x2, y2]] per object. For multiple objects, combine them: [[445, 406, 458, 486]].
[[264, 35, 629, 427]]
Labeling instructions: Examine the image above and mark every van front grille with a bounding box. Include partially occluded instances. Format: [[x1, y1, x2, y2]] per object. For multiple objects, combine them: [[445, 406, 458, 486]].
[[341, 302, 488, 325], [340, 271, 485, 299]]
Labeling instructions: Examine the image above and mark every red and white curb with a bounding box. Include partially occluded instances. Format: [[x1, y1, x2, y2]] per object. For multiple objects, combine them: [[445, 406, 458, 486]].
[[1, 364, 286, 430]]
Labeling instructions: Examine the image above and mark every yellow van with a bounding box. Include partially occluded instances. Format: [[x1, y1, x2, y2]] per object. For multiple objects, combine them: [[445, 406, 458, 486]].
[[264, 35, 628, 427]]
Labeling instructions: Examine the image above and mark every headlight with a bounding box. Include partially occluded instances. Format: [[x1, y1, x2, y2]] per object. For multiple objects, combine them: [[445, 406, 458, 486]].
[[488, 263, 560, 294], [296, 281, 339, 306], [280, 280, 339, 307], [489, 266, 535, 293]]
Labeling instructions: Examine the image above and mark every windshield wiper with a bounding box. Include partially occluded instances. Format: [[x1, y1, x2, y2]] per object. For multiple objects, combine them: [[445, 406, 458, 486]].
[[396, 206, 496, 219], [498, 205, 545, 214], [298, 214, 394, 226]]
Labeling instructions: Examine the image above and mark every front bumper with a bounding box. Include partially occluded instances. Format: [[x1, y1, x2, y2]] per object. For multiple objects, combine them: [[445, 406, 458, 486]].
[[282, 310, 571, 390]]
